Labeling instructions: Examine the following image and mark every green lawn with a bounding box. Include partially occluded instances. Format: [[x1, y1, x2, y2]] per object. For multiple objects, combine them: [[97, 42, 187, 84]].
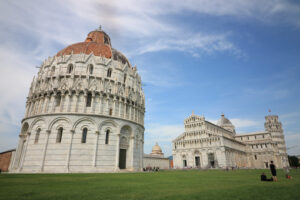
[[0, 169, 299, 200]]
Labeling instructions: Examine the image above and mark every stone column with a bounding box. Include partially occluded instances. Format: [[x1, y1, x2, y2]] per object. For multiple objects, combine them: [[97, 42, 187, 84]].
[[129, 136, 135, 169], [83, 92, 87, 113], [114, 133, 120, 171], [51, 94, 57, 113], [113, 97, 117, 116], [25, 101, 31, 117], [39, 97, 45, 114], [91, 93, 96, 114], [93, 131, 100, 167], [119, 99, 122, 118], [20, 132, 31, 171], [41, 130, 51, 172], [12, 134, 25, 170], [60, 93, 65, 112], [132, 105, 136, 122], [106, 97, 109, 115], [140, 138, 144, 170], [67, 93, 72, 112], [124, 102, 127, 119], [99, 93, 103, 114], [129, 103, 132, 120], [66, 130, 75, 172], [43, 94, 50, 113], [75, 93, 79, 113]]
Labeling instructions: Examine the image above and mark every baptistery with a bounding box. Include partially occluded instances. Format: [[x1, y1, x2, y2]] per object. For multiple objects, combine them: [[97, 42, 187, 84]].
[[10, 27, 145, 173]]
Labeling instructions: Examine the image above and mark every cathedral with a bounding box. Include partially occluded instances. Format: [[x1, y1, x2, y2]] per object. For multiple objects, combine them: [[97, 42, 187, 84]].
[[10, 28, 145, 173], [172, 113, 289, 169]]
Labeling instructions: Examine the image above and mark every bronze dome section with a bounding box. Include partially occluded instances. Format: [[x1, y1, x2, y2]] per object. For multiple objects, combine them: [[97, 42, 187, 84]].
[[56, 30, 112, 58]]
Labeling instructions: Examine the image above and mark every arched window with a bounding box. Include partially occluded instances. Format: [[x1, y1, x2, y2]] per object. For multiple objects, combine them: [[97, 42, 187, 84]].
[[123, 74, 127, 83], [56, 127, 63, 143], [56, 93, 61, 107], [105, 130, 110, 144], [51, 66, 55, 75], [67, 64, 73, 74], [104, 36, 109, 45], [81, 128, 87, 143], [107, 68, 112, 77], [34, 128, 41, 144], [86, 93, 92, 107], [89, 64, 93, 75]]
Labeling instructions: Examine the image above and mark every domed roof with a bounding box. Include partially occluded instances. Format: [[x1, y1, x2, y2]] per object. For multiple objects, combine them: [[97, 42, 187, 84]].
[[56, 28, 112, 58], [217, 114, 236, 134], [217, 114, 233, 126], [151, 142, 163, 155]]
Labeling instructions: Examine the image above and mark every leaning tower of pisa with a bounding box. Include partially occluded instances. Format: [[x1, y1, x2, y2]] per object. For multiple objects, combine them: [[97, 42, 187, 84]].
[[264, 115, 289, 167], [10, 27, 145, 173]]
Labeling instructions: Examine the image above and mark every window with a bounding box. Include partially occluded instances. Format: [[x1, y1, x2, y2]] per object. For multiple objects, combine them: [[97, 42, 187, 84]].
[[109, 108, 113, 116], [89, 64, 93, 75], [123, 74, 127, 83], [56, 93, 61, 106], [104, 36, 109, 45], [34, 128, 41, 144], [105, 130, 110, 144], [67, 64, 73, 74], [56, 127, 63, 143], [86, 93, 92, 107], [82, 128, 87, 143], [51, 66, 55, 75], [183, 160, 187, 167], [254, 155, 257, 160], [107, 68, 112, 77]]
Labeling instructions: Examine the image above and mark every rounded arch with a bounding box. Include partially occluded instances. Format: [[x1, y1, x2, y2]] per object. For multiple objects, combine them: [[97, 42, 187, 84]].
[[72, 117, 96, 131], [29, 117, 46, 132], [48, 117, 71, 131], [21, 122, 29, 135], [99, 119, 118, 131], [120, 124, 133, 136]]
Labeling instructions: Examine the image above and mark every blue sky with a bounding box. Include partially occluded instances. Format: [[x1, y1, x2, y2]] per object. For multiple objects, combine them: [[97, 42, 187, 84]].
[[0, 0, 300, 156]]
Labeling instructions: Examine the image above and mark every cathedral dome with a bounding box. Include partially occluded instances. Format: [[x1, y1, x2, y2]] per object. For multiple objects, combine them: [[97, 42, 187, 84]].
[[56, 29, 112, 58], [217, 114, 236, 133], [217, 114, 233, 126], [151, 143, 164, 156]]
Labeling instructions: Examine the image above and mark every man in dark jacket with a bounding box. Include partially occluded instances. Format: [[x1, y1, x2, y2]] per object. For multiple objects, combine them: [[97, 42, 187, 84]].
[[270, 161, 277, 182]]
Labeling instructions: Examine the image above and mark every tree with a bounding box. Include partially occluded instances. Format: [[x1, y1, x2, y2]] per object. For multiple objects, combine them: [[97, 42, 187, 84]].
[[288, 155, 299, 168]]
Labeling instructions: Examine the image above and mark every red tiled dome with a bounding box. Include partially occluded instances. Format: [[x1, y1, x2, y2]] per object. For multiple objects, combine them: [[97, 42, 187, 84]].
[[56, 30, 112, 58]]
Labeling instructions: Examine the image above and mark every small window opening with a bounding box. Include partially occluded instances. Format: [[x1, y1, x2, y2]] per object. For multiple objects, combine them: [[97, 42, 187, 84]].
[[254, 155, 257, 160], [107, 68, 112, 77], [89, 64, 93, 75], [56, 127, 63, 143], [104, 36, 109, 45], [86, 93, 92, 107], [56, 93, 61, 107], [34, 128, 41, 144], [105, 130, 110, 144], [82, 128, 87, 143], [109, 108, 113, 116], [123, 74, 127, 83], [68, 64, 73, 74]]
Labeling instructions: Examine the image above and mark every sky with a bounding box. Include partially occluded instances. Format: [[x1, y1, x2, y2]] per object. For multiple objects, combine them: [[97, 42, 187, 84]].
[[0, 0, 300, 156]]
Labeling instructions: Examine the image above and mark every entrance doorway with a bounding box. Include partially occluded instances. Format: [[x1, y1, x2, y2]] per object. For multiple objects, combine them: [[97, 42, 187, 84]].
[[119, 149, 126, 169], [183, 160, 187, 167], [208, 153, 215, 168], [195, 156, 200, 167]]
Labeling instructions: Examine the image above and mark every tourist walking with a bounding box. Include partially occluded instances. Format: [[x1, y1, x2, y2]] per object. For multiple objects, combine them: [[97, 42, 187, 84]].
[[270, 161, 277, 182]]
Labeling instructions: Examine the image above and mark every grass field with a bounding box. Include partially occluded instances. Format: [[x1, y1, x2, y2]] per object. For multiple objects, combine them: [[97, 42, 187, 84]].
[[0, 169, 299, 200]]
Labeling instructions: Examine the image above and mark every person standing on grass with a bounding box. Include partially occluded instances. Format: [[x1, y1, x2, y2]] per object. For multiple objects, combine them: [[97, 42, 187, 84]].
[[270, 161, 277, 182]]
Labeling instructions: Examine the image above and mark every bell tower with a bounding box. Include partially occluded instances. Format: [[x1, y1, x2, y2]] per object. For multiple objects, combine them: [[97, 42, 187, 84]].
[[264, 115, 289, 167]]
